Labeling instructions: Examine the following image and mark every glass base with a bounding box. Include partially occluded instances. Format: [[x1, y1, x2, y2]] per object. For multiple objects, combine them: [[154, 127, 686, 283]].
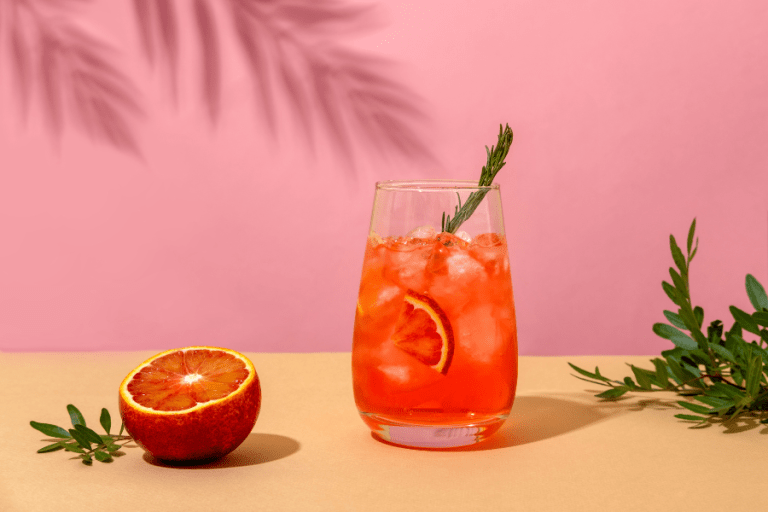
[[359, 412, 507, 449]]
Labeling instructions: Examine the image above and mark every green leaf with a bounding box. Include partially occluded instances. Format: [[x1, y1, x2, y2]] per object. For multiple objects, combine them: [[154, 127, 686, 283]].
[[652, 358, 670, 388], [68, 428, 91, 451], [80, 453, 93, 465], [596, 387, 629, 399], [67, 404, 86, 428], [104, 442, 121, 453], [30, 421, 72, 439], [663, 310, 687, 330], [688, 349, 710, 366], [694, 395, 733, 410], [746, 274, 768, 311], [669, 268, 687, 297], [62, 442, 85, 454], [677, 401, 711, 415], [727, 321, 743, 339], [710, 382, 745, 401], [745, 356, 762, 398], [669, 235, 687, 274], [662, 281, 683, 306], [708, 342, 736, 363], [677, 308, 708, 347], [631, 365, 653, 390], [707, 320, 724, 344], [730, 306, 760, 335], [93, 450, 113, 463], [753, 312, 768, 327], [752, 343, 768, 364], [100, 409, 111, 435], [680, 359, 701, 378], [689, 245, 698, 262], [75, 424, 104, 446], [37, 442, 65, 453], [693, 306, 704, 328], [653, 323, 698, 350], [568, 363, 610, 382], [686, 218, 697, 256], [666, 357, 690, 384]]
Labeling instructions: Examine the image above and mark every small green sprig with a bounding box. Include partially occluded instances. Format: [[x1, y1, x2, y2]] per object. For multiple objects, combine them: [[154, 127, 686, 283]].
[[441, 124, 514, 234], [570, 219, 768, 427], [30, 404, 133, 465]]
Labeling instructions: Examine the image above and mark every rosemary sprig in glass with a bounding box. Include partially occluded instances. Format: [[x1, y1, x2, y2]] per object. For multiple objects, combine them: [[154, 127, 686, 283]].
[[570, 219, 768, 426], [441, 124, 514, 234], [30, 404, 133, 465]]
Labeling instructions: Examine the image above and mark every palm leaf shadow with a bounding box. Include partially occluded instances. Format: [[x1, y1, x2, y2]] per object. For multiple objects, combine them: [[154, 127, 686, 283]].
[[193, 0, 220, 122], [134, 0, 435, 170], [1, 1, 434, 165], [229, 0, 435, 169], [2, 0, 144, 156]]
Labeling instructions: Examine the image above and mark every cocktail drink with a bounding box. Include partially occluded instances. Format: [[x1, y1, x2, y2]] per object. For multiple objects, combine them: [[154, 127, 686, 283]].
[[352, 180, 518, 448]]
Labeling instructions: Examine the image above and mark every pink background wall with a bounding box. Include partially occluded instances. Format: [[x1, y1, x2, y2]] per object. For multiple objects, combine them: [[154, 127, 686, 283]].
[[1, 0, 767, 355]]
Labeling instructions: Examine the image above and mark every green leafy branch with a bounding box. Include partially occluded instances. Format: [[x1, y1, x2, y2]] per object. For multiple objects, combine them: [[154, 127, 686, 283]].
[[441, 124, 514, 234], [30, 405, 133, 465], [570, 219, 768, 427]]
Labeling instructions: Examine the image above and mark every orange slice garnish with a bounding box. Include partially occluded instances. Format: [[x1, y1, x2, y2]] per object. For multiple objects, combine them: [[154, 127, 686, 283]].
[[392, 291, 454, 374]]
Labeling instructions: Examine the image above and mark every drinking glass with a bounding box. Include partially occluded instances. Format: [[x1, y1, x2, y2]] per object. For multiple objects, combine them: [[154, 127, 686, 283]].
[[352, 180, 518, 448]]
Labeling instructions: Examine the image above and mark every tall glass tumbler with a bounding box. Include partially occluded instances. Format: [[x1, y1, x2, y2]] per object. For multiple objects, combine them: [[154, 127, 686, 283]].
[[352, 180, 518, 448]]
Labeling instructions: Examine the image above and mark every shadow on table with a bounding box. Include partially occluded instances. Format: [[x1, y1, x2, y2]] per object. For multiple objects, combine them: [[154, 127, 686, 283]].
[[471, 394, 768, 451], [144, 433, 300, 469], [451, 394, 619, 451], [626, 397, 768, 434]]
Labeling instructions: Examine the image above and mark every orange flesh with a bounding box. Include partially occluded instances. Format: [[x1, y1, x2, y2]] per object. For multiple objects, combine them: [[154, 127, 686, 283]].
[[126, 349, 249, 411], [393, 303, 444, 366]]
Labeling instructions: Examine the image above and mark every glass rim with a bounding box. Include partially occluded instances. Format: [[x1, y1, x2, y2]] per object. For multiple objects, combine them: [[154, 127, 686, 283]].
[[375, 179, 499, 191]]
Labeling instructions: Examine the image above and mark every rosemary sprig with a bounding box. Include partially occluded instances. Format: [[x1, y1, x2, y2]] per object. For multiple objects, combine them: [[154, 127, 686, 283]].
[[441, 124, 514, 234], [570, 219, 768, 427], [30, 404, 133, 465]]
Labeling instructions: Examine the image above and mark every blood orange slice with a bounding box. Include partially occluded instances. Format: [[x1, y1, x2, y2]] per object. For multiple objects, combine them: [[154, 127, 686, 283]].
[[392, 291, 454, 374], [118, 346, 261, 462]]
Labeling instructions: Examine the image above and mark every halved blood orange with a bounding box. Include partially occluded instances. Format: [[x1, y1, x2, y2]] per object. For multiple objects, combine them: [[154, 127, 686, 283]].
[[392, 291, 454, 374], [118, 346, 261, 463]]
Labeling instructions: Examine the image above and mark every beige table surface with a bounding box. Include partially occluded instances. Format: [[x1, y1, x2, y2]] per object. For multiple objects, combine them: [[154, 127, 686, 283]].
[[1, 351, 766, 511]]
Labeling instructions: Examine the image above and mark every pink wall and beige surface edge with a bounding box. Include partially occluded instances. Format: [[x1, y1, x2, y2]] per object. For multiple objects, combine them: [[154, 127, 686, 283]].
[[1, 0, 767, 356]]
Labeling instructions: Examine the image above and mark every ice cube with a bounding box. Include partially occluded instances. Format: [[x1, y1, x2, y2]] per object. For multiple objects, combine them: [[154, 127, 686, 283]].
[[407, 225, 436, 240], [376, 285, 401, 307], [455, 231, 472, 243], [427, 250, 487, 310], [453, 304, 502, 364], [380, 364, 411, 384], [369, 231, 385, 247], [472, 233, 502, 247], [469, 235, 509, 276], [448, 253, 484, 277], [377, 357, 444, 393], [383, 243, 431, 291]]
